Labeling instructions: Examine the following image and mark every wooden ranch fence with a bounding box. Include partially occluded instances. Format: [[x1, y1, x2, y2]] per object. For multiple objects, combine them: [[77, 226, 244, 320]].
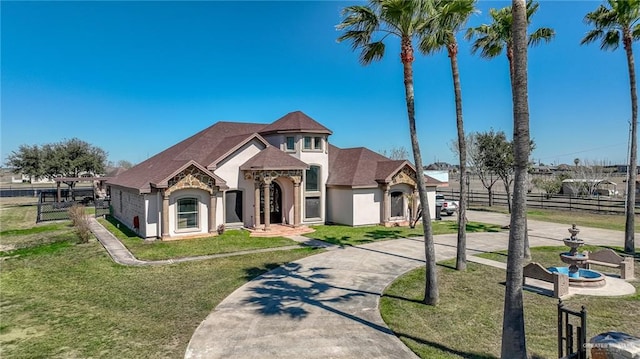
[[438, 189, 639, 214]]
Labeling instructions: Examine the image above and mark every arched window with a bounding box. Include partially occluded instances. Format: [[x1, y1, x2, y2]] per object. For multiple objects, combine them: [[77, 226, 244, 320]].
[[177, 198, 199, 229]]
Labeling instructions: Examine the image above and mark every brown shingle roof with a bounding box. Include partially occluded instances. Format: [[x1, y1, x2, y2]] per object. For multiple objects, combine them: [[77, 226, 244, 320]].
[[260, 111, 332, 135], [108, 121, 267, 193], [327, 145, 404, 187], [240, 146, 310, 171]]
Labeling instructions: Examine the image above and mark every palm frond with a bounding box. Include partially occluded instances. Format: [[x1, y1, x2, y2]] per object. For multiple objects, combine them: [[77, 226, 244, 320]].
[[632, 23, 640, 41], [581, 29, 604, 45], [601, 30, 621, 51], [528, 27, 555, 47], [359, 41, 386, 65]]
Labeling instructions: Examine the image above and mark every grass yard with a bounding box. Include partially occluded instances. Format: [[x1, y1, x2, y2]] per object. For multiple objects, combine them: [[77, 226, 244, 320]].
[[0, 241, 318, 358], [0, 198, 74, 251], [380, 247, 640, 359], [308, 221, 502, 246], [471, 205, 633, 232], [98, 216, 299, 261]]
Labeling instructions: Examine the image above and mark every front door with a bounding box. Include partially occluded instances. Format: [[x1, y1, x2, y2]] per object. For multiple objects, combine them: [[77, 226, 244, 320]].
[[260, 182, 282, 224]]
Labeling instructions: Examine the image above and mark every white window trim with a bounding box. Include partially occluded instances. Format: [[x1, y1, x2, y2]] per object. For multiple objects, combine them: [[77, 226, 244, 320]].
[[175, 197, 200, 233]]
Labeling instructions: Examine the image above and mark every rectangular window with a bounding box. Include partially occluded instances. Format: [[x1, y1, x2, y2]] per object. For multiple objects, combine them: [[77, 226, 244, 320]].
[[305, 196, 321, 219], [303, 136, 322, 151], [177, 198, 199, 229], [286, 136, 295, 151], [305, 165, 320, 192]]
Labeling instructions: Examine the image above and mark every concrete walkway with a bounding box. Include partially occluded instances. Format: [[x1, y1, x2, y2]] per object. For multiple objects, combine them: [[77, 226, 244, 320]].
[[185, 211, 637, 359]]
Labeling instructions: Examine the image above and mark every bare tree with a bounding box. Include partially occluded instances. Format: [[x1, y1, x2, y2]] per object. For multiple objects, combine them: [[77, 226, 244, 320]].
[[379, 146, 410, 160]]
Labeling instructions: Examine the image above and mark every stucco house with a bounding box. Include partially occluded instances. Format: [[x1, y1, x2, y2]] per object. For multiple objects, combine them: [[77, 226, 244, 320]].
[[108, 111, 441, 240]]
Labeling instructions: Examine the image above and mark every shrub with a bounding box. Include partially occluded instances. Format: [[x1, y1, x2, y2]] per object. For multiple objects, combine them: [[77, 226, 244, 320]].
[[68, 204, 92, 243], [217, 224, 225, 235]]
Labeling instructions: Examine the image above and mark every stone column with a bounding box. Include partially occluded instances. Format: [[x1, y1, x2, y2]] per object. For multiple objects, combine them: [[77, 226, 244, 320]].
[[209, 191, 217, 234], [293, 179, 301, 227], [254, 182, 261, 229], [382, 184, 390, 225], [161, 191, 170, 239], [263, 179, 271, 230]]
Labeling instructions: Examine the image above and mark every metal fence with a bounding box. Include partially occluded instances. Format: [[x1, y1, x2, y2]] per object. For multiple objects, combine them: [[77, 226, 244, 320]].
[[36, 196, 111, 223], [438, 189, 638, 214]]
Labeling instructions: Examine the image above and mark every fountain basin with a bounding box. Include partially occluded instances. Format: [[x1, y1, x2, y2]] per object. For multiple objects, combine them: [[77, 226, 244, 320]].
[[549, 267, 606, 288], [560, 252, 589, 266]]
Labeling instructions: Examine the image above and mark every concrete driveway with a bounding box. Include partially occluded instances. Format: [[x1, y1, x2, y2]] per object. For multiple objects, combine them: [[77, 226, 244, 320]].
[[185, 211, 634, 359]]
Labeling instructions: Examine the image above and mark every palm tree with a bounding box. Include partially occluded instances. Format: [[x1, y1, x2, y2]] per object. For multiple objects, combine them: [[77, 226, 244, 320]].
[[419, 0, 477, 271], [582, 0, 638, 255], [502, 1, 530, 357], [465, 0, 554, 92], [466, 0, 553, 261], [337, 0, 439, 305]]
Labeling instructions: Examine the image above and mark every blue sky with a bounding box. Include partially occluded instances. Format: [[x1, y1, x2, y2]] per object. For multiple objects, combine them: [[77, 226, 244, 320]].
[[1, 1, 637, 167]]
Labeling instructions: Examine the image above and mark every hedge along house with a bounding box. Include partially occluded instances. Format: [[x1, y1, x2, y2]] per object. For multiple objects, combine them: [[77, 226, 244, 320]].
[[107, 111, 440, 240]]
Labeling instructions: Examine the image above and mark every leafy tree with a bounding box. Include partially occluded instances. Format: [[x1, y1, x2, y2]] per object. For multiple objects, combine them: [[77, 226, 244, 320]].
[[41, 138, 107, 179], [6, 138, 107, 184], [419, 0, 477, 271], [501, 0, 530, 357], [337, 0, 439, 305], [582, 0, 638, 254], [531, 174, 567, 196], [5, 144, 44, 182]]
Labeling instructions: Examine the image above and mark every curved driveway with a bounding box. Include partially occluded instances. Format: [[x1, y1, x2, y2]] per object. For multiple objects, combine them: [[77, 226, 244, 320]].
[[185, 211, 634, 359]]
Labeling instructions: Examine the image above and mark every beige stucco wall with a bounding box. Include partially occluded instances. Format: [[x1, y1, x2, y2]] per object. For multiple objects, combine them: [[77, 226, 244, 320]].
[[326, 187, 354, 225], [145, 192, 160, 238], [352, 188, 383, 226]]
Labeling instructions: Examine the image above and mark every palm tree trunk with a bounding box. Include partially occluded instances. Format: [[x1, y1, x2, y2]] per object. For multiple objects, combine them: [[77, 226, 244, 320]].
[[624, 31, 637, 255], [401, 36, 438, 305], [501, 1, 529, 357], [449, 40, 467, 271]]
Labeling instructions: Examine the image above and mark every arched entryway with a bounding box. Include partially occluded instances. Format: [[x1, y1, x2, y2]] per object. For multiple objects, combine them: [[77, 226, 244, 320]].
[[260, 181, 282, 224]]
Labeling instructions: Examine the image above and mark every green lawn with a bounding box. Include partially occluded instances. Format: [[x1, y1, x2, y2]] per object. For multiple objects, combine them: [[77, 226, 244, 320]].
[[308, 221, 502, 246], [380, 247, 640, 359], [98, 216, 299, 261], [0, 241, 318, 358], [471, 205, 633, 232], [0, 199, 74, 251]]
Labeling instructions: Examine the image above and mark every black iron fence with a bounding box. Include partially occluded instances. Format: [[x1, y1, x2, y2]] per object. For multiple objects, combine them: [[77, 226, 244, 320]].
[[36, 195, 111, 223], [558, 300, 587, 359], [438, 189, 638, 214]]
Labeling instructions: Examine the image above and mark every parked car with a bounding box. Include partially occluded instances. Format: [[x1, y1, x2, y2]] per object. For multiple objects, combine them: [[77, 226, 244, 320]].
[[435, 194, 458, 216]]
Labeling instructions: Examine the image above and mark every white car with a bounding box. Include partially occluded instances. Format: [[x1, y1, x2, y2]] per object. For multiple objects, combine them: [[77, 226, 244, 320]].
[[435, 194, 458, 216]]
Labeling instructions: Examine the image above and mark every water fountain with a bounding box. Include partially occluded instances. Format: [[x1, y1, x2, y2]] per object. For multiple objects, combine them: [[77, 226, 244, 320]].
[[550, 224, 606, 287]]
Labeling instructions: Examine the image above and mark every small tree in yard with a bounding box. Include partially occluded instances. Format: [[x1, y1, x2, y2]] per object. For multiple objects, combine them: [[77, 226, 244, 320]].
[[69, 204, 92, 243]]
